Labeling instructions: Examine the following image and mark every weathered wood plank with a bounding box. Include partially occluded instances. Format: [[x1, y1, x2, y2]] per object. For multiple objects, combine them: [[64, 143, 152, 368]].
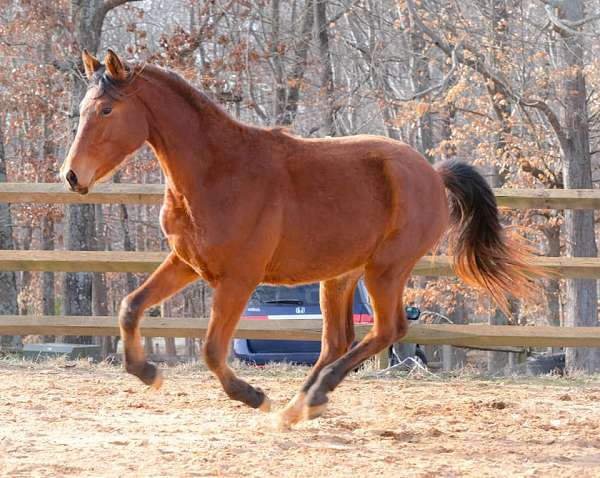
[[3, 183, 600, 209], [0, 183, 164, 205], [2, 316, 600, 348], [0, 250, 166, 273], [412, 255, 600, 279], [405, 323, 600, 348], [1, 250, 599, 278], [494, 188, 600, 209]]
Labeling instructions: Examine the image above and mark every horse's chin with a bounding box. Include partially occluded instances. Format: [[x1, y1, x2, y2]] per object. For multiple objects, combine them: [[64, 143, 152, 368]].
[[76, 177, 94, 194], [64, 180, 90, 195]]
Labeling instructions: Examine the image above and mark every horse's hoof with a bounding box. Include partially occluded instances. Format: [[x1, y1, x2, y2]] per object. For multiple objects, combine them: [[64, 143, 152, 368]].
[[274, 413, 293, 431], [258, 396, 272, 412], [277, 394, 306, 429], [304, 402, 328, 421], [148, 368, 163, 390]]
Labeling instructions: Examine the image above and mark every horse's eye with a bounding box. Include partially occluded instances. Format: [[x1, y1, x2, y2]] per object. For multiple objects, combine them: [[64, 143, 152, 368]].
[[101, 106, 112, 116]]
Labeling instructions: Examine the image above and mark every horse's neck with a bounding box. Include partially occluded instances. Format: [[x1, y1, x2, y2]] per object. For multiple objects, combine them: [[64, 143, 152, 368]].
[[140, 77, 250, 194]]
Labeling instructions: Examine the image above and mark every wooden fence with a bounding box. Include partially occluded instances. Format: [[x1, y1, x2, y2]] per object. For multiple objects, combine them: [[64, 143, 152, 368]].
[[2, 182, 600, 352], [4, 182, 600, 208], [2, 316, 600, 348]]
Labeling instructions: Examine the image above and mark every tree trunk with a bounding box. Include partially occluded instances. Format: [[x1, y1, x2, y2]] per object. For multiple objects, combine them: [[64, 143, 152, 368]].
[[63, 1, 102, 343], [41, 216, 55, 343], [92, 204, 113, 356], [184, 289, 198, 359], [408, 11, 433, 161], [555, 0, 600, 373], [18, 225, 33, 315], [280, 0, 314, 126], [542, 222, 561, 329], [487, 167, 511, 373], [270, 0, 287, 124], [64, 0, 138, 344], [445, 294, 467, 370], [315, 0, 337, 136], [40, 62, 57, 340], [484, 0, 515, 374], [161, 300, 177, 359], [0, 119, 19, 349], [487, 309, 508, 374]]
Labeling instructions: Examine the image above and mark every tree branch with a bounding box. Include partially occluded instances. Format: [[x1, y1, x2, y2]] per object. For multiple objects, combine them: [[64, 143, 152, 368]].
[[51, 59, 74, 73], [92, 0, 143, 42], [328, 0, 362, 26], [543, 4, 600, 36], [385, 41, 462, 102], [536, 0, 561, 7], [518, 97, 569, 153], [406, 0, 570, 154]]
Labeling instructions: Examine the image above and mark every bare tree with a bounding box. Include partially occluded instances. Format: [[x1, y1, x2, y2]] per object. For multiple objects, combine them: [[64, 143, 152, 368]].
[[315, 0, 338, 135], [550, 0, 600, 372], [63, 0, 141, 342], [407, 0, 600, 372], [0, 120, 19, 348]]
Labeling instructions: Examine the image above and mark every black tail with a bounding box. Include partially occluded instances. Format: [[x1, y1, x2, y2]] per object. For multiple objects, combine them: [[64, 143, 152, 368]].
[[436, 160, 538, 314]]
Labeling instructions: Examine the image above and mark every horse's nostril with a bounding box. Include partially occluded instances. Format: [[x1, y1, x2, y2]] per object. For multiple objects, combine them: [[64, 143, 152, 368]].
[[66, 170, 78, 189]]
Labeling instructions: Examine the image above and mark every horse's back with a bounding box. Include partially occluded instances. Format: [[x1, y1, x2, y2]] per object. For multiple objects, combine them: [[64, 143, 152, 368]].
[[284, 133, 447, 232]]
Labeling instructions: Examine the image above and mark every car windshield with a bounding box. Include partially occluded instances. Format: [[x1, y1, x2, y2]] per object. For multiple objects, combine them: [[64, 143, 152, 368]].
[[248, 284, 320, 307]]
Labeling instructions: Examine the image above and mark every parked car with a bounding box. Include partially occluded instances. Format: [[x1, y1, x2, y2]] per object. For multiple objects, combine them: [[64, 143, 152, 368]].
[[233, 281, 423, 366]]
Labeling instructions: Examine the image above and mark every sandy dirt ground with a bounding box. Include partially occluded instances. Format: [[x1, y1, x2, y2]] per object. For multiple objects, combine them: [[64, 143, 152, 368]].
[[2, 360, 600, 478]]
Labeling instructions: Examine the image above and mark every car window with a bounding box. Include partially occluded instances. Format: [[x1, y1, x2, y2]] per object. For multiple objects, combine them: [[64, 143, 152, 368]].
[[248, 284, 320, 307]]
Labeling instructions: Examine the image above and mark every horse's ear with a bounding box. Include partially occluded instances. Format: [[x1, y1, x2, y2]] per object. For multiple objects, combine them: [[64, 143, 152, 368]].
[[104, 48, 127, 81], [82, 49, 101, 80]]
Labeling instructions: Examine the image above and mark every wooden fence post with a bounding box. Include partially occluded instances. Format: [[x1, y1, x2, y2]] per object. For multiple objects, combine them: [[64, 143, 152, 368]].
[[377, 348, 389, 369]]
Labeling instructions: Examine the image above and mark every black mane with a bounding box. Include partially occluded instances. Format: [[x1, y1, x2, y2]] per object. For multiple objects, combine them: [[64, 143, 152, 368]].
[[89, 64, 135, 100]]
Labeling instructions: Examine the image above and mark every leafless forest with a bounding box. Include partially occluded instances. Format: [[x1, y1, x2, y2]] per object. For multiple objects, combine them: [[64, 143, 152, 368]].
[[1, 0, 600, 372]]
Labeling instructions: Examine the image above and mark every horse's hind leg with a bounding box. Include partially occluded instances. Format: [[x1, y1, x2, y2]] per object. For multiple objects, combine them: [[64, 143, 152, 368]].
[[119, 252, 199, 388], [278, 270, 361, 428], [203, 278, 271, 411], [302, 264, 412, 420]]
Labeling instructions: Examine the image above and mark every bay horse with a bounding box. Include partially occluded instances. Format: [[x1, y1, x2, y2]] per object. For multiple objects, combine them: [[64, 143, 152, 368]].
[[61, 49, 535, 428]]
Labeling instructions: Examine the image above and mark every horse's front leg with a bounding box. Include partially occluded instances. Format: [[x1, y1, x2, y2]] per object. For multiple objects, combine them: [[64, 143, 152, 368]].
[[119, 252, 198, 388], [203, 278, 271, 411]]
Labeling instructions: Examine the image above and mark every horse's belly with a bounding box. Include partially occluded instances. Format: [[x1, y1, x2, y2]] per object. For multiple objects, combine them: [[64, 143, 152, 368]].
[[263, 228, 378, 284], [263, 184, 390, 282]]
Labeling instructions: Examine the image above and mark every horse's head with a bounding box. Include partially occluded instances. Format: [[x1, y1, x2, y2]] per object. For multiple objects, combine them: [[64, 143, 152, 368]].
[[60, 49, 148, 194]]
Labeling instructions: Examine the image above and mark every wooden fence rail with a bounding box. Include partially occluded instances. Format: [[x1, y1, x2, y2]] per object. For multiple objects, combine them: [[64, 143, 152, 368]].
[[0, 183, 164, 205], [1, 250, 600, 279], [2, 316, 600, 348], [3, 182, 600, 209]]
